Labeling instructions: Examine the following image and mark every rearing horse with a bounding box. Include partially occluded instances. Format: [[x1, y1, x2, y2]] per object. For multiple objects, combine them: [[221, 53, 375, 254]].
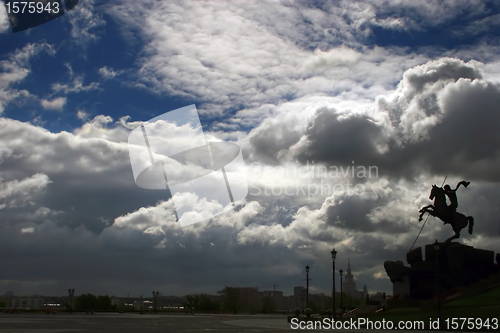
[[419, 185, 474, 243]]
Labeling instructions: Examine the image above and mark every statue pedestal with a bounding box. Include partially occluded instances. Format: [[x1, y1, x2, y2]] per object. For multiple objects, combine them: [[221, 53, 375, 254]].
[[385, 243, 499, 300]]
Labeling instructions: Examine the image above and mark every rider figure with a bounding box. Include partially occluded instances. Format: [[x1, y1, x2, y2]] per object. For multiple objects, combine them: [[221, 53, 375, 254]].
[[443, 181, 470, 216]]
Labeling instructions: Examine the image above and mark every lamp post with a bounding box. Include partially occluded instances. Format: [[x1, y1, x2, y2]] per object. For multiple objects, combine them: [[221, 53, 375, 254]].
[[433, 240, 441, 327], [331, 248, 337, 319], [152, 291, 159, 313], [339, 269, 343, 315], [68, 289, 75, 313], [305, 265, 310, 309]]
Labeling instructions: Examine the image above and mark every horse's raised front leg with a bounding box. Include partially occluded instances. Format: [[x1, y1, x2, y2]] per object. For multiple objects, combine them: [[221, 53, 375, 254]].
[[445, 232, 460, 243], [419, 205, 433, 213], [419, 205, 433, 221], [418, 211, 425, 222]]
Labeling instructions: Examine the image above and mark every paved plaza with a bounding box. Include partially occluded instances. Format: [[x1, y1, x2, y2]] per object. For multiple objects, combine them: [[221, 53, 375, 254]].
[[0, 312, 476, 333], [0, 313, 294, 333]]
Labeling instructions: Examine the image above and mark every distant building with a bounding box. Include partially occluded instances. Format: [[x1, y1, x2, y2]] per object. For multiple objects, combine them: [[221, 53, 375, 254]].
[[261, 290, 283, 298], [343, 258, 368, 299], [11, 298, 44, 309], [293, 286, 306, 297], [290, 286, 307, 310], [205, 294, 223, 304], [260, 290, 284, 311], [235, 287, 261, 311], [110, 297, 121, 307], [309, 293, 329, 310], [369, 291, 390, 300]]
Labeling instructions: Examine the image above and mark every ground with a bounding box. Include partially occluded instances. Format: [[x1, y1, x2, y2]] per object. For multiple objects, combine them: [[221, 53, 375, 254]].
[[0, 313, 296, 333], [0, 312, 488, 332]]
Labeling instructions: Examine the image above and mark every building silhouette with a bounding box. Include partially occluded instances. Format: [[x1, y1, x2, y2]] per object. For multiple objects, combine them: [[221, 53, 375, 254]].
[[10, 298, 44, 309], [343, 258, 368, 299]]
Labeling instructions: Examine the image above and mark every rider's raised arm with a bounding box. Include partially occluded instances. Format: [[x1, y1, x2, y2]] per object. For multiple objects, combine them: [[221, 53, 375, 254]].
[[454, 181, 470, 191]]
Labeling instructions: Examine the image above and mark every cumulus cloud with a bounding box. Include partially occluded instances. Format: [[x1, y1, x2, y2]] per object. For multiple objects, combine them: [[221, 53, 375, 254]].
[[98, 66, 123, 79], [2, 55, 500, 296], [451, 13, 500, 38], [3, 1, 500, 298], [0, 43, 55, 114], [0, 4, 9, 33], [0, 173, 51, 209], [21, 227, 34, 233], [40, 97, 67, 111], [0, 113, 403, 294], [76, 109, 90, 121], [51, 77, 99, 94], [43, 63, 100, 100], [264, 58, 500, 183], [238, 57, 500, 260], [66, 0, 106, 45], [381, 58, 484, 141], [378, 58, 500, 181], [294, 108, 393, 167], [369, 0, 488, 31], [74, 114, 142, 143], [0, 117, 143, 232], [105, 1, 431, 117], [102, 0, 490, 121]]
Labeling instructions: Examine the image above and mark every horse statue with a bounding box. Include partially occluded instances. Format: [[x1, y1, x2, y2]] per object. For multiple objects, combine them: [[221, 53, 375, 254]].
[[419, 184, 474, 243]]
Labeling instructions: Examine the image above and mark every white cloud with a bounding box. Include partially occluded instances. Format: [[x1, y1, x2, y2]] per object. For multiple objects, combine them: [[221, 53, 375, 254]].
[[40, 97, 67, 111], [0, 173, 51, 209], [3, 0, 500, 298], [0, 4, 9, 33], [77, 109, 89, 121], [49, 63, 99, 95], [0, 43, 55, 114], [21, 227, 34, 234], [114, 200, 177, 233], [67, 0, 106, 44], [51, 77, 99, 94], [103, 0, 486, 122], [105, 1, 429, 117], [98, 66, 122, 79], [379, 58, 484, 142], [74, 114, 139, 143], [0, 116, 136, 230]]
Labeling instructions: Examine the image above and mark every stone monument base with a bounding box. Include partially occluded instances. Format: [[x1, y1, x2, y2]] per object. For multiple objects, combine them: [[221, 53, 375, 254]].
[[385, 242, 499, 300]]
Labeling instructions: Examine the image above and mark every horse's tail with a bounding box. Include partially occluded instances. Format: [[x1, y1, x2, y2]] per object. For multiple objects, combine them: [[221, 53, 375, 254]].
[[467, 216, 474, 234]]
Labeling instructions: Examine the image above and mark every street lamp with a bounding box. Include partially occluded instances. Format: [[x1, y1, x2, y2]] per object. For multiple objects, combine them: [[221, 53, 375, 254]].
[[433, 240, 441, 326], [305, 265, 310, 309], [331, 248, 337, 320], [339, 269, 343, 315], [152, 291, 159, 313], [68, 289, 75, 313]]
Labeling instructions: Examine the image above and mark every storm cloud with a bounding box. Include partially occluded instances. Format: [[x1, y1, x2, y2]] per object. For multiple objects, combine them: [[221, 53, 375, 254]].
[[1, 1, 500, 298]]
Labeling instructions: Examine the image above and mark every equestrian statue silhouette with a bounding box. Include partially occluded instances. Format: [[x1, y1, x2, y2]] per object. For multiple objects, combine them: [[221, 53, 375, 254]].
[[419, 181, 474, 243]]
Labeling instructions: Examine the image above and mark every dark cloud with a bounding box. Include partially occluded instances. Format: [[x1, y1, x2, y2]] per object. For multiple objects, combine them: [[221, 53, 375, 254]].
[[325, 195, 409, 235], [296, 109, 390, 167], [3, 56, 500, 298], [295, 58, 500, 182], [0, 118, 169, 233], [247, 121, 303, 165], [3, 0, 500, 300], [424, 79, 500, 178]]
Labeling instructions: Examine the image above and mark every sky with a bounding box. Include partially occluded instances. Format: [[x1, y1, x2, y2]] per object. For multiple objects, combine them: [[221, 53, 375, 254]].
[[1, 0, 500, 298]]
